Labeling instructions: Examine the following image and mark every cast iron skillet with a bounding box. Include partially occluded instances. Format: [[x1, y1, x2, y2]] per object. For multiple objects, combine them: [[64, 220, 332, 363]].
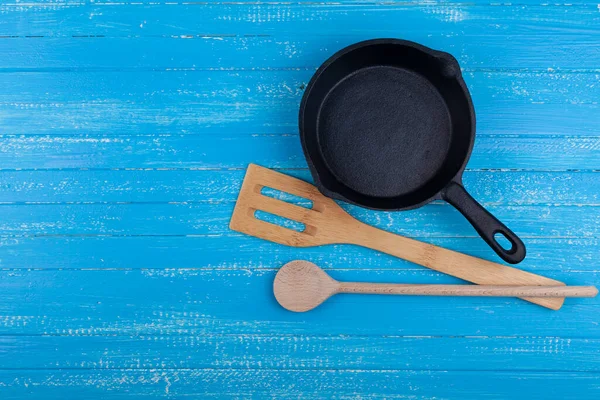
[[299, 39, 526, 264]]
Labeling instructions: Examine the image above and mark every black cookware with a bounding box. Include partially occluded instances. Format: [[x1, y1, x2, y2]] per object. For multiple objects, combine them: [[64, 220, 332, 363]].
[[299, 39, 526, 264]]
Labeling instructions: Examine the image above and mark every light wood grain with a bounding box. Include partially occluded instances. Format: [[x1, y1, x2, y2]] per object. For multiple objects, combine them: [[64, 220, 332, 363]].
[[273, 260, 597, 312], [338, 283, 597, 298], [230, 164, 569, 310]]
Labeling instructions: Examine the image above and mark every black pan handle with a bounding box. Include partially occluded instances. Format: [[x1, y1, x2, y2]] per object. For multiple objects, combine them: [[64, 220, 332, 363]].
[[442, 182, 526, 264]]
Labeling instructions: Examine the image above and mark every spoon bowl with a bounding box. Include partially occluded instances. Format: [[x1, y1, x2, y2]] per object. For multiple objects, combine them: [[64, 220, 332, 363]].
[[273, 260, 340, 312]]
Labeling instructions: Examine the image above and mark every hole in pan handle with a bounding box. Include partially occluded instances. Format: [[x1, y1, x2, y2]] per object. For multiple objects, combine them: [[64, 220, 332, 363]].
[[442, 181, 526, 264]]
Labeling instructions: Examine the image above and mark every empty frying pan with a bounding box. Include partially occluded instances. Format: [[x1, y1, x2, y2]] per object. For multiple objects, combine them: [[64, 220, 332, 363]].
[[299, 39, 526, 264]]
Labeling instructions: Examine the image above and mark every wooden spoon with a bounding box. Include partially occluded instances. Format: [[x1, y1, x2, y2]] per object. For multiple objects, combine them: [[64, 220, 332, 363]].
[[273, 260, 598, 312]]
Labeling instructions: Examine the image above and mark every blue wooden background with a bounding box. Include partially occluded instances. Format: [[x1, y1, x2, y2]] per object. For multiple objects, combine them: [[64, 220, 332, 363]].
[[0, 0, 599, 398]]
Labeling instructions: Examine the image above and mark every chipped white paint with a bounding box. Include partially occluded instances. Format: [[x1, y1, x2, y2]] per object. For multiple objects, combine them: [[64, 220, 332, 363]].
[[424, 5, 469, 22]]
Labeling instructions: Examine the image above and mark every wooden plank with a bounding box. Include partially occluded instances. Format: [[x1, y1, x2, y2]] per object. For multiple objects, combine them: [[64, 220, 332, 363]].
[[0, 134, 598, 170], [0, 71, 598, 136], [0, 236, 597, 273], [1, 335, 599, 371], [0, 202, 597, 238], [0, 369, 598, 400], [0, 269, 598, 337], [5, 0, 598, 5], [1, 70, 597, 106], [1, 35, 599, 71], [0, 170, 597, 205], [1, 3, 598, 47], [4, 0, 598, 7], [5, 201, 600, 237]]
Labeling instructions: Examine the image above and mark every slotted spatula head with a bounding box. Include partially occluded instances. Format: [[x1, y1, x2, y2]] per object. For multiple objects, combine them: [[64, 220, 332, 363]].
[[230, 164, 354, 247]]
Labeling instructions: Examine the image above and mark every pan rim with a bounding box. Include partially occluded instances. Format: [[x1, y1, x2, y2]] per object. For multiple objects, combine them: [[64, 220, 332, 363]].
[[299, 38, 476, 211]]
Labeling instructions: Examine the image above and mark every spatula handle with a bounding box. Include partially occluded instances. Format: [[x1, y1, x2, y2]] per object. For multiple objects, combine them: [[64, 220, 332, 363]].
[[345, 223, 566, 310], [338, 283, 598, 298]]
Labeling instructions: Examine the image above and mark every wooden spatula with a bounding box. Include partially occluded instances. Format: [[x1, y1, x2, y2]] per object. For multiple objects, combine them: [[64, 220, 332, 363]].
[[230, 164, 566, 310], [274, 261, 597, 312]]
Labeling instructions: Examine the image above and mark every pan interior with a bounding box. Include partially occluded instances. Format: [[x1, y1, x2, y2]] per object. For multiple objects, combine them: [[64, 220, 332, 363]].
[[317, 65, 452, 199]]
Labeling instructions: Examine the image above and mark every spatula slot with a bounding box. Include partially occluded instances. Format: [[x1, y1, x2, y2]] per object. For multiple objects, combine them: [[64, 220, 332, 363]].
[[254, 210, 306, 233], [260, 187, 314, 210]]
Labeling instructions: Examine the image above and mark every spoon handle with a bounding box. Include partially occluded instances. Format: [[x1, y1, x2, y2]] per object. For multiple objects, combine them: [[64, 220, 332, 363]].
[[338, 283, 598, 298]]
